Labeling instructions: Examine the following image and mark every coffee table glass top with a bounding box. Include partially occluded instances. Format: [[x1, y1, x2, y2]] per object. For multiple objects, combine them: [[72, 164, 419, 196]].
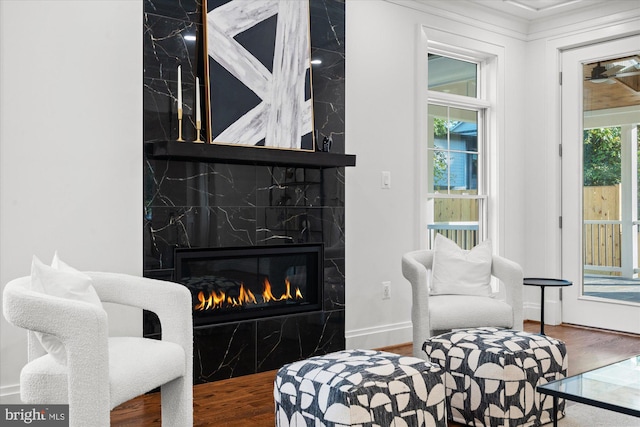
[[537, 355, 640, 417]]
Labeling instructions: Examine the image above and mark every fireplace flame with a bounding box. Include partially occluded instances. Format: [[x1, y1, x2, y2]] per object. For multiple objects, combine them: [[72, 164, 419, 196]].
[[195, 290, 226, 310], [194, 278, 303, 311], [225, 283, 257, 307], [262, 278, 279, 303]]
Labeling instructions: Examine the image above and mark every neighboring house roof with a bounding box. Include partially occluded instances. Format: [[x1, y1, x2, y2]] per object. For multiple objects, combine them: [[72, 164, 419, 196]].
[[450, 121, 477, 136]]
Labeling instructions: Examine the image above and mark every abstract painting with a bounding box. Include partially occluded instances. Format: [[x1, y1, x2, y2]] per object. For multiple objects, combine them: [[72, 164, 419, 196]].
[[204, 0, 314, 151]]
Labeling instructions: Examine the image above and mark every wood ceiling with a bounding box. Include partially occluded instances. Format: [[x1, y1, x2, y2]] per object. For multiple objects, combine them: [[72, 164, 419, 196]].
[[583, 56, 640, 112]]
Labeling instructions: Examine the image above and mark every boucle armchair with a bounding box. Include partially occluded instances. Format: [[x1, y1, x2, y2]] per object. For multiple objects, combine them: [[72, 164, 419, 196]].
[[402, 249, 523, 359], [3, 271, 193, 427]]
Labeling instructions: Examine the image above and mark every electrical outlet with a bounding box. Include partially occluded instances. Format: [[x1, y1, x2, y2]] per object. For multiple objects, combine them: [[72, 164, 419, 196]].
[[382, 281, 391, 300]]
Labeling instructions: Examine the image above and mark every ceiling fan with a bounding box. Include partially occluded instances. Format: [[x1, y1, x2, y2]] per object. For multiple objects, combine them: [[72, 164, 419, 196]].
[[585, 57, 640, 84]]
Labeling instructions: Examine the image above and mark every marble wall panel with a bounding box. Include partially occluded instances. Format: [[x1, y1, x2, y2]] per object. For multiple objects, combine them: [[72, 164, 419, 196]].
[[144, 206, 257, 269], [309, 0, 345, 53], [255, 207, 344, 247], [311, 49, 345, 106], [324, 258, 345, 311], [145, 160, 257, 208], [256, 167, 322, 208], [144, 78, 180, 142], [256, 310, 345, 372], [254, 167, 345, 208], [312, 101, 345, 154], [194, 321, 257, 382], [145, 0, 202, 23], [207, 164, 259, 207], [143, 14, 200, 81]]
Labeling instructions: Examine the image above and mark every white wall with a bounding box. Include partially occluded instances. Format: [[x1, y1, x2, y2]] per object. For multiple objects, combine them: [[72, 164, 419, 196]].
[[0, 0, 142, 402], [345, 0, 529, 349]]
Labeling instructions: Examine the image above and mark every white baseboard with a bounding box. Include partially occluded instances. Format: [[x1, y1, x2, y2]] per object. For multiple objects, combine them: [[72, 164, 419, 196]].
[[345, 322, 412, 350], [0, 384, 21, 404], [524, 302, 541, 323], [524, 300, 562, 326]]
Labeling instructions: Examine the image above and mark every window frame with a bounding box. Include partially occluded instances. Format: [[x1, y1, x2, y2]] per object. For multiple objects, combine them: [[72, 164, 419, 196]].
[[425, 51, 491, 249]]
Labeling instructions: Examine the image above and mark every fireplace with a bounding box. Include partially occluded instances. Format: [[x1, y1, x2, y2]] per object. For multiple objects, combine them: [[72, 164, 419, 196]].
[[143, 0, 346, 382], [175, 244, 323, 325]]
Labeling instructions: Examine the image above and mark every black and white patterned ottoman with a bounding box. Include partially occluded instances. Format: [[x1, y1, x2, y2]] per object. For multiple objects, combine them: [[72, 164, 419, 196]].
[[274, 349, 447, 426], [423, 327, 567, 427]]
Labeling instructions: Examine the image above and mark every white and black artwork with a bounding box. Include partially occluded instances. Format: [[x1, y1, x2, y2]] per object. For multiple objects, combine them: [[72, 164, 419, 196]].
[[205, 0, 314, 150]]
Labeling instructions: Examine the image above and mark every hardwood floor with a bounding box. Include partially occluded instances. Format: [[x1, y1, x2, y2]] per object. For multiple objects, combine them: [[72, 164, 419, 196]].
[[111, 321, 640, 426]]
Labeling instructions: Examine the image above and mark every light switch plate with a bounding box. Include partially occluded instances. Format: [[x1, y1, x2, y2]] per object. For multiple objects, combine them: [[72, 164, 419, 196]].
[[381, 171, 391, 189]]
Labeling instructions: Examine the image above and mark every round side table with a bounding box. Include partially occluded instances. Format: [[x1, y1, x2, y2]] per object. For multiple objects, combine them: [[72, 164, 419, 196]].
[[523, 278, 573, 335]]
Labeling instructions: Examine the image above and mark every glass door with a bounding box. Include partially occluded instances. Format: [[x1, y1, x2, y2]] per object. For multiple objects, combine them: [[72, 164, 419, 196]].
[[561, 36, 640, 334]]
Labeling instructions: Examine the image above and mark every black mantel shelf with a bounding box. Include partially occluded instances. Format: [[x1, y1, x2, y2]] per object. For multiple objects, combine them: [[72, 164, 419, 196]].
[[146, 141, 356, 168]]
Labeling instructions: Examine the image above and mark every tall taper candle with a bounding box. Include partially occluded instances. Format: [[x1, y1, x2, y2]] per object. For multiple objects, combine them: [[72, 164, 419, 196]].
[[177, 65, 182, 108], [194, 76, 203, 142], [195, 77, 201, 122], [177, 65, 184, 141]]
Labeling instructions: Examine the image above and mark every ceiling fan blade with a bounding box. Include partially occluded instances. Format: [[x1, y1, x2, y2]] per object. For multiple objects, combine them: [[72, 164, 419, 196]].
[[613, 70, 640, 78], [586, 77, 615, 84], [617, 64, 639, 74], [603, 64, 624, 76]]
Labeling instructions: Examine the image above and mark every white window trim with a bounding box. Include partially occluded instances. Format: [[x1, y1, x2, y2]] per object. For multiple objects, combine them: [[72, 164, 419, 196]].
[[416, 25, 504, 252], [428, 92, 491, 111]]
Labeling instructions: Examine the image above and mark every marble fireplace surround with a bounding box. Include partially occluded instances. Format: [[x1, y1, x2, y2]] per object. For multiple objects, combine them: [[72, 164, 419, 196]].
[[143, 0, 347, 384]]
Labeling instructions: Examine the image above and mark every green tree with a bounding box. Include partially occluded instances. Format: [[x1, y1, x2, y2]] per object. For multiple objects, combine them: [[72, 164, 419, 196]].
[[583, 127, 621, 186], [432, 118, 448, 186]]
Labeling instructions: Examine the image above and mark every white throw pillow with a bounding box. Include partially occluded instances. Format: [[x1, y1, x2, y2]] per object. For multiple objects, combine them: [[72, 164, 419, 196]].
[[30, 254, 103, 365], [430, 234, 493, 297]]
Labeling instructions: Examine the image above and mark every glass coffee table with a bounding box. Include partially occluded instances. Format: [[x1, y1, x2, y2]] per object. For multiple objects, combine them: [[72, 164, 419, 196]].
[[537, 355, 640, 427]]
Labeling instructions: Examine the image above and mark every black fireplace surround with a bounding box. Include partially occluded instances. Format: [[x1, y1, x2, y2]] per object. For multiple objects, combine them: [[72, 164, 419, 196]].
[[143, 0, 347, 384]]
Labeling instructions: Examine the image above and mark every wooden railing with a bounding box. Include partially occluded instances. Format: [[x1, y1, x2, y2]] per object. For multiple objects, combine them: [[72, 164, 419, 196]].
[[583, 220, 640, 276], [428, 222, 478, 250], [583, 185, 639, 277], [583, 220, 622, 275]]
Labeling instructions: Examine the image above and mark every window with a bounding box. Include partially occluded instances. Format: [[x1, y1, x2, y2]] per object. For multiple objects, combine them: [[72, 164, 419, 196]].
[[426, 53, 489, 249], [428, 54, 477, 97]]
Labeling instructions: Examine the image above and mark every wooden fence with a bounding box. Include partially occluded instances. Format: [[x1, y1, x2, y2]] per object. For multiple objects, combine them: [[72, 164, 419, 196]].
[[433, 192, 479, 223], [584, 185, 620, 221]]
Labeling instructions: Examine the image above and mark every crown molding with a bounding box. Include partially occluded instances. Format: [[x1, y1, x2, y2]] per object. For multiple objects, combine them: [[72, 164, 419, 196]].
[[385, 0, 640, 42], [386, 0, 530, 41], [528, 2, 640, 41]]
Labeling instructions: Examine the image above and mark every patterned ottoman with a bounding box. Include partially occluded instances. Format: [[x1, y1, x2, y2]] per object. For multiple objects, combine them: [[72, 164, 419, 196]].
[[423, 327, 567, 427], [274, 349, 447, 426]]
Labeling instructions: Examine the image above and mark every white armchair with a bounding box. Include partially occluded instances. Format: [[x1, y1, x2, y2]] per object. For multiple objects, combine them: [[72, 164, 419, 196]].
[[2, 271, 193, 427], [402, 250, 523, 359]]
